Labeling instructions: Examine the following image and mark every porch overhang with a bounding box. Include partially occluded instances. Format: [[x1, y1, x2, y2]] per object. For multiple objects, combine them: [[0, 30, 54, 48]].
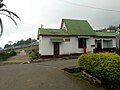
[[50, 38, 64, 42]]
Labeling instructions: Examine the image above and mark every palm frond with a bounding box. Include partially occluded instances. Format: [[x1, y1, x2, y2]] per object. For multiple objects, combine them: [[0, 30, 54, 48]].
[[0, 12, 18, 26], [0, 0, 3, 3], [0, 3, 7, 8], [0, 9, 12, 16], [0, 9, 20, 20], [10, 11, 21, 21], [0, 18, 3, 37], [0, 0, 20, 37]]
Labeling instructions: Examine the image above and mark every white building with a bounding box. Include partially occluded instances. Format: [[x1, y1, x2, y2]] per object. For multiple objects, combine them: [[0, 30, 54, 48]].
[[94, 32, 116, 52], [37, 19, 116, 57]]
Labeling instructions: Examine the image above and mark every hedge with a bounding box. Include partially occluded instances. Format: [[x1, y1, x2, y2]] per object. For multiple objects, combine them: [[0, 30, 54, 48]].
[[77, 52, 120, 83], [0, 50, 16, 60]]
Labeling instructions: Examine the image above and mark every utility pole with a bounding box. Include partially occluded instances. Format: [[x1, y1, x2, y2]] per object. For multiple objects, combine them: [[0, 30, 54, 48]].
[[116, 25, 120, 49]]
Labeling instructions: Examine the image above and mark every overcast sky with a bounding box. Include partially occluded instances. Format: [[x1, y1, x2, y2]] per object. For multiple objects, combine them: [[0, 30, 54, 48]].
[[0, 0, 120, 47]]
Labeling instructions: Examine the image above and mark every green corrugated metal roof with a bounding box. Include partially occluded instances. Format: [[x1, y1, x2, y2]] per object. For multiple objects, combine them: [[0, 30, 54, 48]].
[[38, 19, 96, 36], [39, 28, 69, 36], [62, 19, 96, 36], [38, 19, 116, 38], [51, 38, 64, 42], [95, 32, 116, 37]]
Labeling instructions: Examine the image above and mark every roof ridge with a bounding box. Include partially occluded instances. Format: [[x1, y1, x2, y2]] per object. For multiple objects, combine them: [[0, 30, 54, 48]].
[[39, 28, 62, 30], [62, 18, 87, 21]]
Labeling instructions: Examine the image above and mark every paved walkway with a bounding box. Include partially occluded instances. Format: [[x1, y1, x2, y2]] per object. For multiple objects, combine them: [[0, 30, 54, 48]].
[[0, 59, 84, 90], [0, 51, 106, 90]]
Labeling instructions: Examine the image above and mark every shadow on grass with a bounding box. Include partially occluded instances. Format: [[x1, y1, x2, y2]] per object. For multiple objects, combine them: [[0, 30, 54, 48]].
[[62, 67, 106, 90]]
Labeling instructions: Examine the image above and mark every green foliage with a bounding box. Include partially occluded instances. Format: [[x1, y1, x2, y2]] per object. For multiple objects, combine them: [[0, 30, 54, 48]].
[[78, 52, 120, 83], [0, 50, 16, 60], [28, 49, 40, 59], [4, 44, 11, 48], [0, 51, 9, 60], [9, 50, 17, 56], [4, 38, 38, 49]]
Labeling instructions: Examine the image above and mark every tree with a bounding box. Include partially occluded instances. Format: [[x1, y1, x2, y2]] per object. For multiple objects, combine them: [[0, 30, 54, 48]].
[[107, 25, 117, 31], [8, 41, 13, 45], [4, 44, 10, 48], [0, 0, 20, 37], [25, 38, 32, 44], [117, 24, 120, 29]]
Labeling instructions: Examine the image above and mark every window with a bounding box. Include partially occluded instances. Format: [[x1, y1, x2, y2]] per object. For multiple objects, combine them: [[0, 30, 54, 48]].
[[103, 40, 112, 48], [78, 38, 87, 48], [95, 40, 102, 49]]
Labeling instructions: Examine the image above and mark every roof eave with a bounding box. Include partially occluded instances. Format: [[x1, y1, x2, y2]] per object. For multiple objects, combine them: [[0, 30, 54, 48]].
[[39, 34, 69, 36], [95, 36, 115, 38]]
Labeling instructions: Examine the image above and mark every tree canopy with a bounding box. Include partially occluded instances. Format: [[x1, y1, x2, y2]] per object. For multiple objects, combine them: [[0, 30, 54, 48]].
[[4, 38, 38, 48]]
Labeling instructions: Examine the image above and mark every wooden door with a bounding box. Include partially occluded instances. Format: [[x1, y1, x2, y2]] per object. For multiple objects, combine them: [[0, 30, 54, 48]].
[[54, 42, 59, 57]]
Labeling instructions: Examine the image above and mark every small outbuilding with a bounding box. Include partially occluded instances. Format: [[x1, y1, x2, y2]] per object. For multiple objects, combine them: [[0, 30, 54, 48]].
[[37, 19, 116, 57]]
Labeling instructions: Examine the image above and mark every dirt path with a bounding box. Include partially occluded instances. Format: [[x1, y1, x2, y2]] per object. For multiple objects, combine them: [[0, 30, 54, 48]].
[[2, 50, 31, 64]]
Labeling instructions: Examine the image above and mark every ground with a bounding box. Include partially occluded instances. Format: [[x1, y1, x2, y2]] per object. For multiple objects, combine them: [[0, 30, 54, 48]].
[[0, 60, 84, 90], [0, 51, 105, 90]]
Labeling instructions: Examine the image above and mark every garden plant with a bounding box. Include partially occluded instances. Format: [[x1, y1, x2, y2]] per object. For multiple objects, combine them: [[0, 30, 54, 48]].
[[78, 52, 120, 89]]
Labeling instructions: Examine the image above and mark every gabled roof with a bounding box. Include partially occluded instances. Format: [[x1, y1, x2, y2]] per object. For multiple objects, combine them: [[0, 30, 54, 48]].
[[95, 32, 116, 37], [61, 19, 96, 36], [38, 28, 69, 36]]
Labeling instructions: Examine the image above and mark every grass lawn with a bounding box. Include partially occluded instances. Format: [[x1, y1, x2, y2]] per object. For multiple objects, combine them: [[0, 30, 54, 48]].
[[62, 68, 105, 90]]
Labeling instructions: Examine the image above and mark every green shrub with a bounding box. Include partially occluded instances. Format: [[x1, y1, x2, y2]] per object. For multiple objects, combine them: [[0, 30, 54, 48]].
[[0, 51, 9, 60], [0, 50, 17, 60], [9, 50, 17, 56], [29, 52, 37, 59], [77, 52, 120, 83], [28, 49, 39, 59]]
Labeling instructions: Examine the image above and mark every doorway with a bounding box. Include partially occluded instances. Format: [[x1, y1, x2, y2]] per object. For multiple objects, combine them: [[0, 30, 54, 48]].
[[53, 42, 60, 57]]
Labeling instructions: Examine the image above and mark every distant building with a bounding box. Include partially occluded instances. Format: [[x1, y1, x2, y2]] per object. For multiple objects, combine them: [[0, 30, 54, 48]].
[[96, 29, 117, 32], [0, 47, 3, 51]]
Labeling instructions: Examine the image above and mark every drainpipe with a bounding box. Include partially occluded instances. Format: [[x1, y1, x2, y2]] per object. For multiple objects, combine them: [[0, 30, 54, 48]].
[[84, 47, 86, 54], [83, 39, 86, 54]]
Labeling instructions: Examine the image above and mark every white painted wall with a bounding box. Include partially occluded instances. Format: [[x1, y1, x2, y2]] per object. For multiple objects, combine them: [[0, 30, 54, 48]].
[[39, 36, 42, 54], [39, 36, 116, 56], [40, 36, 53, 55], [61, 22, 68, 31], [112, 38, 116, 48], [59, 36, 94, 55], [39, 36, 96, 55], [87, 37, 95, 52], [60, 38, 71, 55], [69, 37, 84, 54], [70, 37, 78, 53]]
